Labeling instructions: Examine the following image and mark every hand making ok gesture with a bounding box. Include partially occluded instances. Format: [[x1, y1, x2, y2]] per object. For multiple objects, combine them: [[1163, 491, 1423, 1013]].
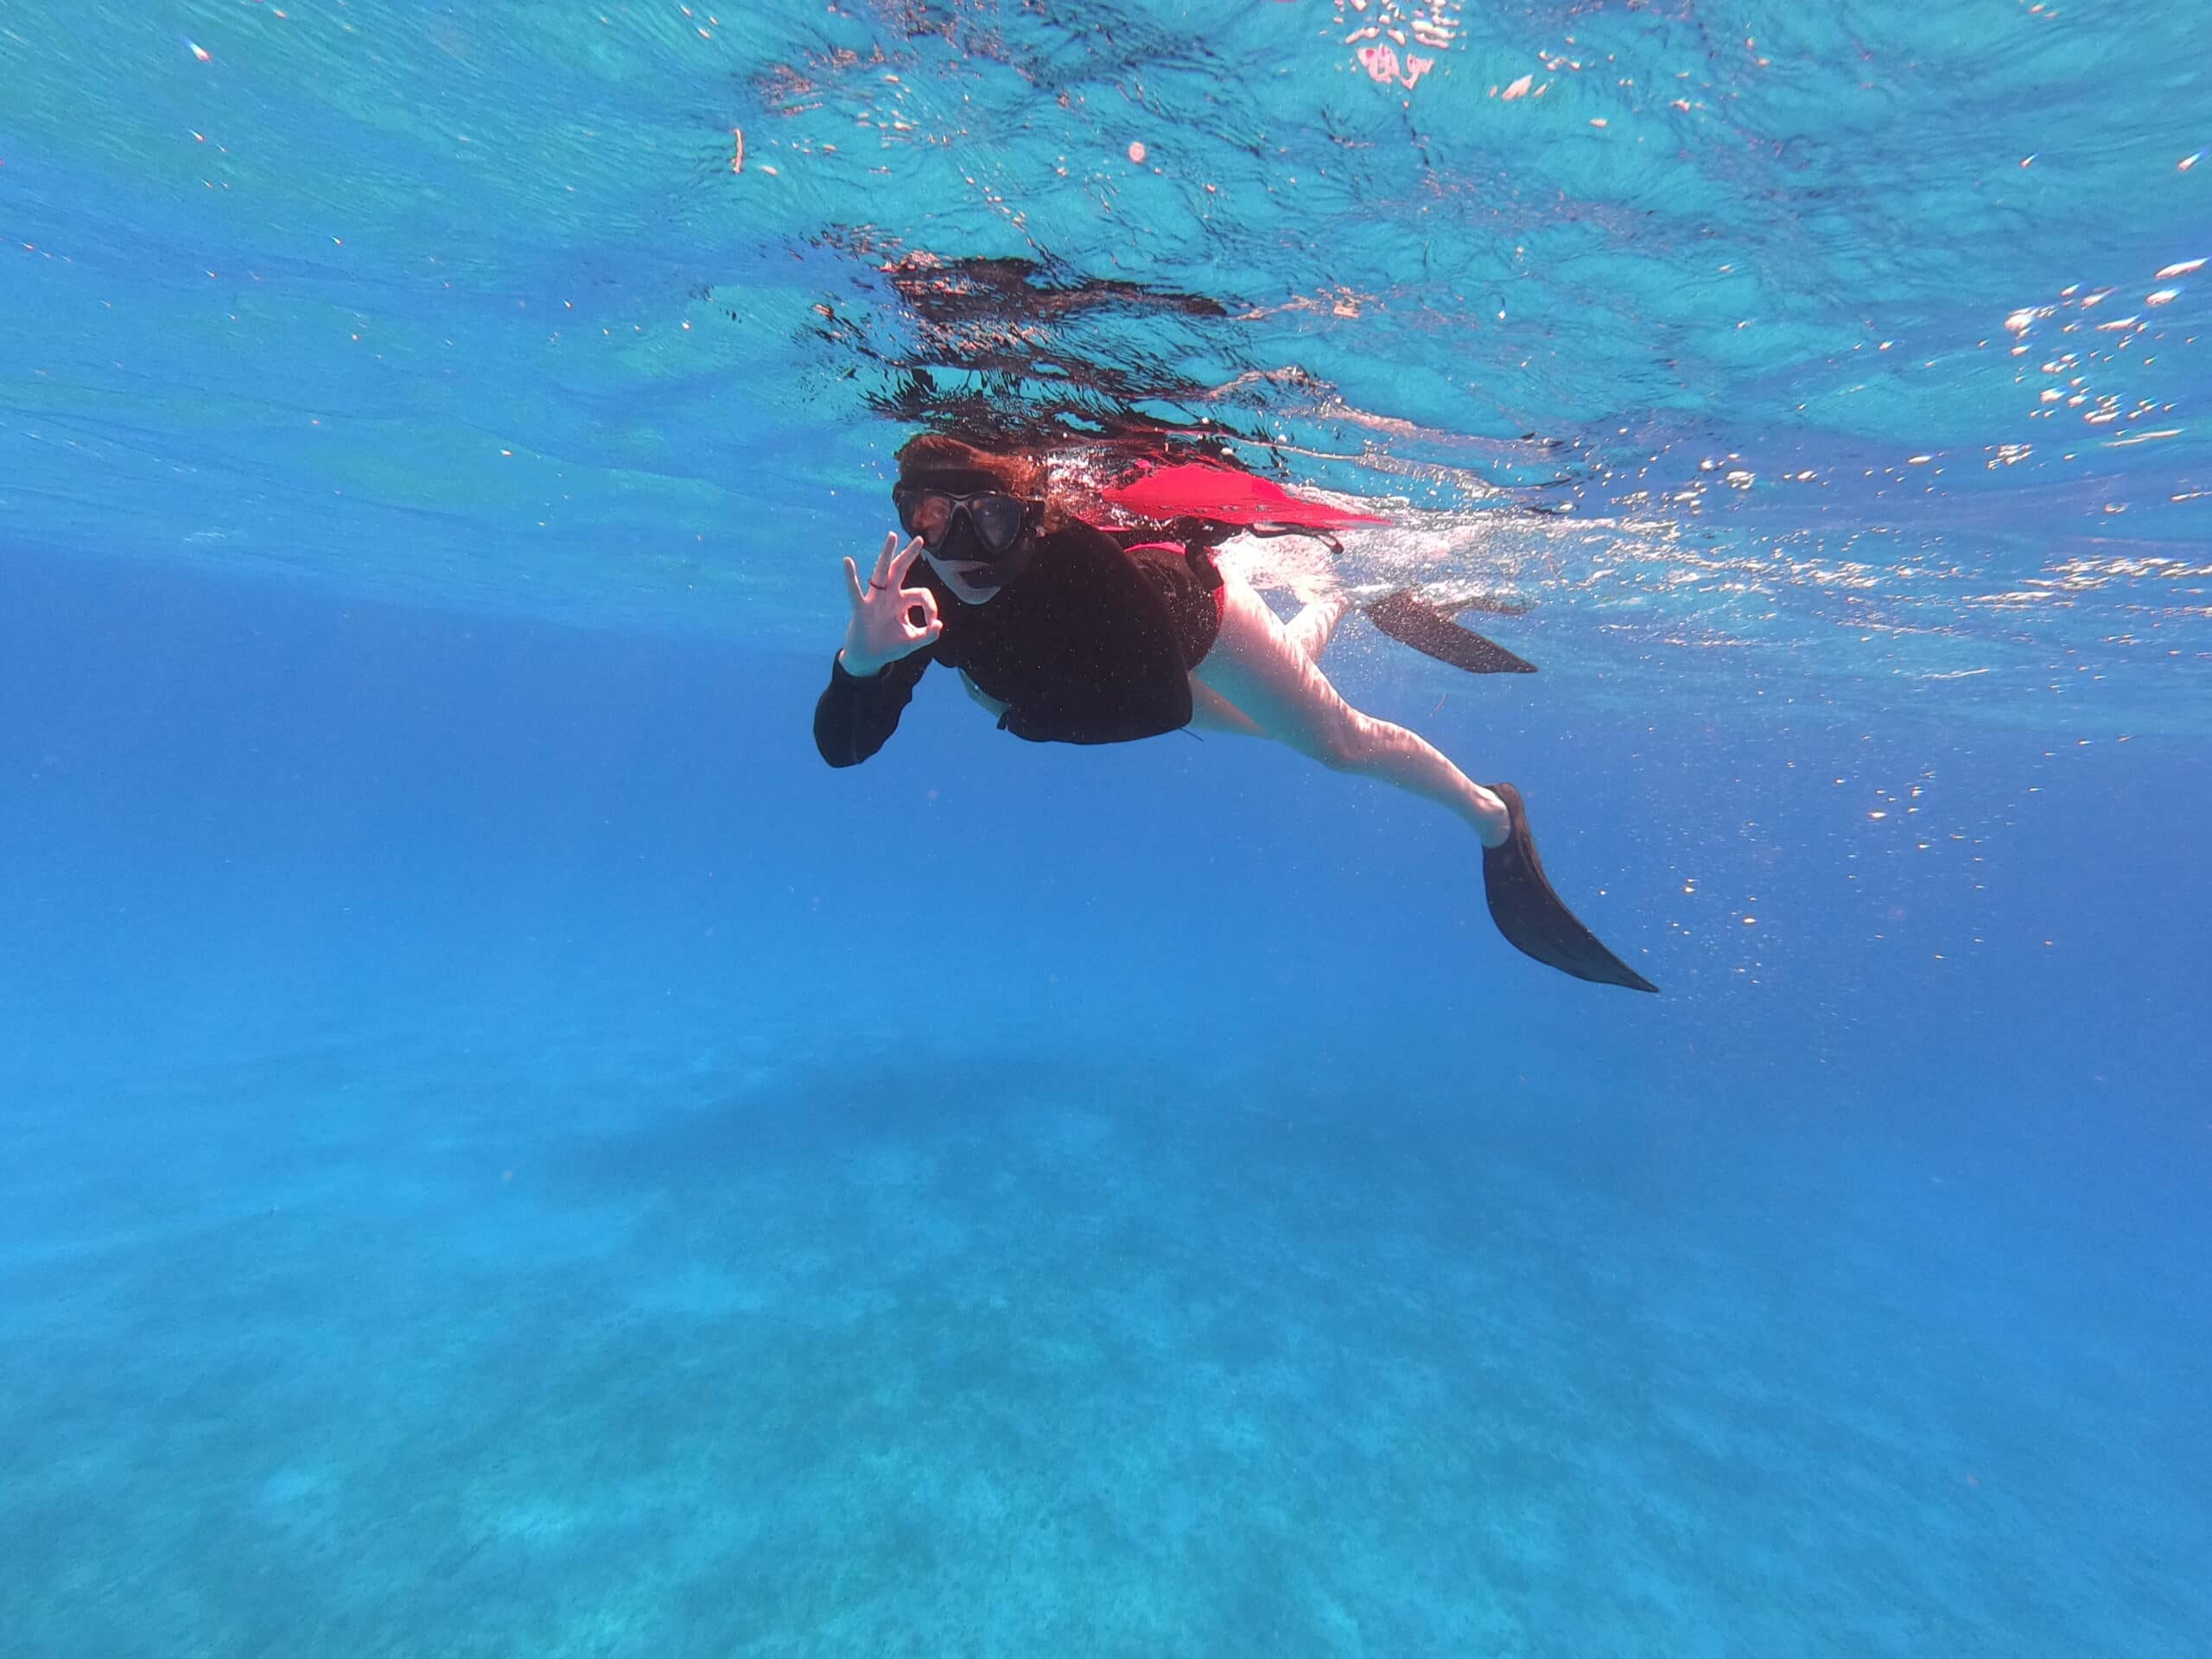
[[838, 533, 943, 677]]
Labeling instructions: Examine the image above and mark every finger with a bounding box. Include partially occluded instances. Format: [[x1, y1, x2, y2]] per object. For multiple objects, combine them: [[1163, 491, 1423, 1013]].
[[870, 531, 899, 590], [906, 591, 944, 646], [888, 534, 927, 584], [843, 556, 864, 607], [903, 586, 942, 637]]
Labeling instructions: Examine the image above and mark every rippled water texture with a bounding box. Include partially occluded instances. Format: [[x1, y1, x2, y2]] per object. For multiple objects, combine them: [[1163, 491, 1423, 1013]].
[[3, 0, 2207, 712]]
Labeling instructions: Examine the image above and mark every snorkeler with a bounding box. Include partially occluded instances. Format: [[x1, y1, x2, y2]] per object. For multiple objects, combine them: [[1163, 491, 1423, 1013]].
[[814, 434, 1656, 992]]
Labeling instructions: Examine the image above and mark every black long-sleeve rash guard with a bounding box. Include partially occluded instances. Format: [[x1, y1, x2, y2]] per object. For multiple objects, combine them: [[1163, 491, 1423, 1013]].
[[814, 523, 1209, 766]]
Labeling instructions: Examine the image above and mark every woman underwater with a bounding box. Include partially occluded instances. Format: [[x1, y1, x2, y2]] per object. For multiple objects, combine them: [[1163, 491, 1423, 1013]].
[[814, 432, 1656, 992]]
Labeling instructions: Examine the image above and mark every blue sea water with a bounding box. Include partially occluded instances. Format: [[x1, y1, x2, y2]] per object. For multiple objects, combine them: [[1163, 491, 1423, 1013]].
[[4, 2, 2209, 1654]]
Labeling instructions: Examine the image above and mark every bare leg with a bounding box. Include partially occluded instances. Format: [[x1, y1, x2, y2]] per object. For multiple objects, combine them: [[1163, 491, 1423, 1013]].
[[1284, 593, 1351, 663], [1187, 676, 1266, 736], [1193, 578, 1510, 847]]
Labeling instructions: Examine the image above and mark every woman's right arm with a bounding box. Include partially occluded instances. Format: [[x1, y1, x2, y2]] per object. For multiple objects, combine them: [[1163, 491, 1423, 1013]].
[[813, 534, 943, 768]]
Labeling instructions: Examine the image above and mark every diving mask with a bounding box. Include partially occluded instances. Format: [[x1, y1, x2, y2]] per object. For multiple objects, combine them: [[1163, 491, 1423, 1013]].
[[893, 469, 1041, 563]]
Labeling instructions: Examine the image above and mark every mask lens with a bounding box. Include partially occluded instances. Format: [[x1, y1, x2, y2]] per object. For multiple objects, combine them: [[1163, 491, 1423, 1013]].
[[968, 493, 1027, 553], [898, 489, 956, 545]]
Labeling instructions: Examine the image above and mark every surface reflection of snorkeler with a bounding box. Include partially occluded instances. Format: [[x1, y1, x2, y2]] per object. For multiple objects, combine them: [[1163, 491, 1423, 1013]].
[[815, 434, 1656, 991]]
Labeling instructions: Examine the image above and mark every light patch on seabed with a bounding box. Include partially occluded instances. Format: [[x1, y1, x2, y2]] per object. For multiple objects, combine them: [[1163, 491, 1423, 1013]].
[[3, 997, 2208, 1656], [625, 1260, 776, 1320]]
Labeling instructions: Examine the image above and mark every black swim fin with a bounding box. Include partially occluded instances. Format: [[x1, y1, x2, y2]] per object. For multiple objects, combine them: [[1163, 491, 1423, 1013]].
[[1481, 782, 1657, 992], [1363, 590, 1537, 675]]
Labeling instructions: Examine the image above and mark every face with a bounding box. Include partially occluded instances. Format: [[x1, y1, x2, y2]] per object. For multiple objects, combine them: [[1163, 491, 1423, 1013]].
[[895, 476, 1039, 603]]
